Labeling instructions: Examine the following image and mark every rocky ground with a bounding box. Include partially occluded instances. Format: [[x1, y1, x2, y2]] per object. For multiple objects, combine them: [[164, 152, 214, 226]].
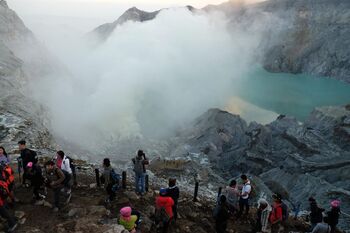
[[0, 158, 313, 233]]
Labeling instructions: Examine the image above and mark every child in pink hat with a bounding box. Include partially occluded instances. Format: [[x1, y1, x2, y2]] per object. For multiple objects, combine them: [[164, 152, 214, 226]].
[[119, 206, 138, 232]]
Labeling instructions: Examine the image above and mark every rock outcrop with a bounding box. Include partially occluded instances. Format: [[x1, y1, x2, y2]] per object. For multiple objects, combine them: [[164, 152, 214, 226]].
[[166, 105, 350, 229], [0, 1, 55, 151]]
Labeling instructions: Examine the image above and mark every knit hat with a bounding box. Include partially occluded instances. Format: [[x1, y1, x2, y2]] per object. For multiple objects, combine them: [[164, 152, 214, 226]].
[[27, 162, 33, 168], [258, 198, 268, 206], [272, 193, 282, 201], [120, 207, 132, 221], [159, 188, 167, 196], [331, 200, 340, 208]]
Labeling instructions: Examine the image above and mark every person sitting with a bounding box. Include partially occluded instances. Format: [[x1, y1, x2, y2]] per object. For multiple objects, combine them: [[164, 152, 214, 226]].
[[118, 206, 139, 233], [155, 188, 174, 233]]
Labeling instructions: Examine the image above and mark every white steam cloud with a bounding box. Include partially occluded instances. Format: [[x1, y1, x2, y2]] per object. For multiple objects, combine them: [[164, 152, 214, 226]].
[[32, 8, 264, 154]]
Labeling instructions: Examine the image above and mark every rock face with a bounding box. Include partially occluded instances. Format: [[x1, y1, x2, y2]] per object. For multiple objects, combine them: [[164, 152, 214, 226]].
[[167, 106, 350, 229], [0, 1, 54, 151]]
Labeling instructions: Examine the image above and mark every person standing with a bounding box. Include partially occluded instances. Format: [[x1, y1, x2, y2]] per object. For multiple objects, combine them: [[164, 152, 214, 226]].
[[225, 179, 240, 214], [0, 147, 10, 164], [167, 178, 180, 221], [45, 160, 66, 212], [55, 151, 72, 194], [100, 158, 116, 203], [213, 195, 230, 233], [132, 150, 149, 195], [26, 162, 45, 204], [18, 140, 38, 186], [309, 197, 325, 230], [238, 174, 251, 217], [155, 188, 174, 233], [327, 200, 340, 233], [269, 194, 283, 233]]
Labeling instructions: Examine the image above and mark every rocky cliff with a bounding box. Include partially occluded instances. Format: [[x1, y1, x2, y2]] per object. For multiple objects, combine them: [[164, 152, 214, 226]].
[[166, 105, 350, 229], [0, 0, 54, 151]]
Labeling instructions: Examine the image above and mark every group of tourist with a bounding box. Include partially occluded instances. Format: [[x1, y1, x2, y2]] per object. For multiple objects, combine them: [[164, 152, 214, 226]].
[[212, 175, 341, 233], [0, 141, 343, 233], [0, 140, 75, 232], [101, 150, 179, 233]]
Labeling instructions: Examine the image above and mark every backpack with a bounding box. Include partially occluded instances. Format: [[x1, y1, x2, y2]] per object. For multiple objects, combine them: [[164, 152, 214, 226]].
[[3, 165, 14, 185], [281, 202, 289, 221], [0, 180, 9, 199], [63, 156, 75, 172], [155, 207, 170, 223], [133, 157, 144, 174], [110, 169, 121, 192]]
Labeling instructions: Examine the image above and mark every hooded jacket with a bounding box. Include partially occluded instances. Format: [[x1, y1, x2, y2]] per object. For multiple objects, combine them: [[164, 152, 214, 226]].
[[270, 202, 283, 224], [156, 195, 174, 218], [310, 200, 324, 224]]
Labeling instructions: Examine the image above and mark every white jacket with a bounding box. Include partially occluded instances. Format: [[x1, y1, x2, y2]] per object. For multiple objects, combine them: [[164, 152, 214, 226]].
[[61, 156, 72, 174]]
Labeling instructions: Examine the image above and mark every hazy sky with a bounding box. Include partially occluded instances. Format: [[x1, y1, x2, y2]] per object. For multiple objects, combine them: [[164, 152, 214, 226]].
[[9, 0, 227, 21]]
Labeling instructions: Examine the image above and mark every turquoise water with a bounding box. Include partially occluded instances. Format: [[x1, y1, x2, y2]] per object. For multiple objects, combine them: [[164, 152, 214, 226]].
[[233, 69, 350, 121]]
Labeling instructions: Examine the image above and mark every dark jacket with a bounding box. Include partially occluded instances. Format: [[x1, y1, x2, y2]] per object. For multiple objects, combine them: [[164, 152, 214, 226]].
[[327, 207, 340, 227], [213, 202, 230, 223], [20, 148, 38, 168], [167, 186, 179, 205], [46, 166, 65, 189], [28, 164, 44, 186], [310, 200, 325, 224]]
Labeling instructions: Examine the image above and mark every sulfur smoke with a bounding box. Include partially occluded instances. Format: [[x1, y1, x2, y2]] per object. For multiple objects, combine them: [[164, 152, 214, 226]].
[[31, 7, 270, 153]]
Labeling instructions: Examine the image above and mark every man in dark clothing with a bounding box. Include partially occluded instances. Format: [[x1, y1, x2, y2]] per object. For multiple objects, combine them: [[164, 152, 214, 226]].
[[309, 197, 325, 230], [213, 195, 230, 233], [18, 140, 38, 186], [167, 178, 179, 221], [26, 162, 45, 204], [45, 161, 66, 212]]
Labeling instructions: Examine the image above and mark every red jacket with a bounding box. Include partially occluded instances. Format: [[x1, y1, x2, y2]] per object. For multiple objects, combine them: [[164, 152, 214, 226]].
[[0, 180, 9, 207], [269, 202, 282, 224], [156, 196, 174, 218]]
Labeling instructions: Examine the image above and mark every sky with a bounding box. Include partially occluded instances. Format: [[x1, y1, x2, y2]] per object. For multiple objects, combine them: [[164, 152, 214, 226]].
[[9, 0, 227, 21]]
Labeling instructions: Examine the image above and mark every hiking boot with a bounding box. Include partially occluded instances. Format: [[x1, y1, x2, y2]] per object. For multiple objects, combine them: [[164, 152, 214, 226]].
[[66, 189, 72, 194], [53, 207, 59, 212], [8, 223, 18, 232]]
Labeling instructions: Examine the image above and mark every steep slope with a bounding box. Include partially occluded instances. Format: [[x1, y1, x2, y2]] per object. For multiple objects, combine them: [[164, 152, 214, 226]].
[[0, 0, 54, 150]]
